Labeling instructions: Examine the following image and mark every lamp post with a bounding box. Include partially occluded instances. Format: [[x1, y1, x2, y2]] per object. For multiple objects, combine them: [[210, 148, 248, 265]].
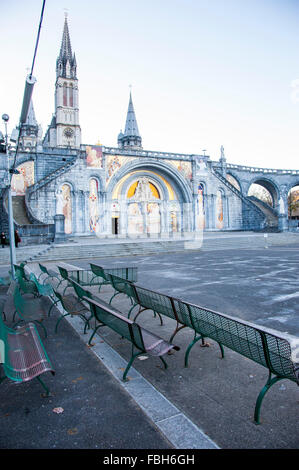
[[2, 114, 16, 279]]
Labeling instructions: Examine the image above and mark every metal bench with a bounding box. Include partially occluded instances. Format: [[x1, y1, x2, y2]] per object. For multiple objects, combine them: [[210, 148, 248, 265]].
[[53, 289, 92, 334], [82, 296, 180, 381], [14, 265, 40, 298], [104, 273, 138, 312], [13, 264, 29, 281], [38, 263, 62, 288], [29, 273, 60, 317], [13, 285, 49, 338], [171, 298, 299, 424], [0, 281, 17, 322], [89, 263, 138, 292], [105, 279, 299, 424], [0, 313, 54, 396]]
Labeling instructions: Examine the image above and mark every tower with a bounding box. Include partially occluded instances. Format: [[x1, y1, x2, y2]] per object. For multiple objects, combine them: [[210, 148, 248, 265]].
[[118, 91, 142, 149], [44, 14, 81, 148], [18, 100, 42, 150]]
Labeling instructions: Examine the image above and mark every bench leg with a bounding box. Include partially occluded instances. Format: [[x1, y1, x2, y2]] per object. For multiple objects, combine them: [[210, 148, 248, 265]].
[[127, 302, 138, 319], [185, 333, 204, 367], [254, 372, 284, 425], [88, 323, 105, 345], [123, 348, 144, 381], [169, 323, 186, 343], [159, 356, 168, 370], [134, 307, 163, 326], [109, 291, 121, 304], [36, 375, 50, 397]]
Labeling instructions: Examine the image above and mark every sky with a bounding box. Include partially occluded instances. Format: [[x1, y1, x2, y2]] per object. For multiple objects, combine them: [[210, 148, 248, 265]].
[[1, 0, 299, 170]]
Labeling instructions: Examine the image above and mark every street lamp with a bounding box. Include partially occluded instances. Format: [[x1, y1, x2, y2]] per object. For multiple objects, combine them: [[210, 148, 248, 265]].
[[2, 113, 16, 279]]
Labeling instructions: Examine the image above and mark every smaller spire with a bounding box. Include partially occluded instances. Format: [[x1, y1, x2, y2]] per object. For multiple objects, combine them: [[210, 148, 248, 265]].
[[118, 89, 142, 149], [26, 100, 38, 127], [124, 92, 140, 138]]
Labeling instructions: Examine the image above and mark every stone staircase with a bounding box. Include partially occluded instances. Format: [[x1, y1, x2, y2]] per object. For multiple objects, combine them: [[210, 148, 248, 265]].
[[12, 196, 31, 225], [0, 232, 299, 265]]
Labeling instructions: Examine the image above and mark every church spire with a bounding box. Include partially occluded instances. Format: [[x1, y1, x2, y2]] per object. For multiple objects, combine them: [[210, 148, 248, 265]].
[[118, 90, 142, 149], [56, 14, 77, 79]]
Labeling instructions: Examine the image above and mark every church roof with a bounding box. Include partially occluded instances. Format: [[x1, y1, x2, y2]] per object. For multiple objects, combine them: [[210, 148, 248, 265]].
[[124, 92, 140, 137]]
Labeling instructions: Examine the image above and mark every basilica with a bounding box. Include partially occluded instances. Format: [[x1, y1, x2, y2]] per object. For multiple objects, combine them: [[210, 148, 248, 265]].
[[1, 16, 299, 245]]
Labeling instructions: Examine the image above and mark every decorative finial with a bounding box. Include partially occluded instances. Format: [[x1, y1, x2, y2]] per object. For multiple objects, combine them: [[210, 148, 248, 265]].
[[64, 8, 69, 18]]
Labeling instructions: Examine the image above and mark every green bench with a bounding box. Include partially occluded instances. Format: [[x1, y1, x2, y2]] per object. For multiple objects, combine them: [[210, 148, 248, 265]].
[[0, 312, 54, 396], [28, 270, 93, 335], [13, 285, 49, 338], [14, 265, 40, 298], [38, 263, 62, 286], [104, 275, 299, 424], [82, 296, 180, 381], [89, 263, 138, 291], [173, 298, 299, 424], [55, 262, 138, 296]]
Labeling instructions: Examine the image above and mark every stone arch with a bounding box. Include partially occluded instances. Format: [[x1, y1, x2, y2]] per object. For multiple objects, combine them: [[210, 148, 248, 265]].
[[226, 172, 242, 192], [106, 159, 193, 204], [106, 159, 193, 236], [11, 160, 35, 196], [247, 177, 279, 208]]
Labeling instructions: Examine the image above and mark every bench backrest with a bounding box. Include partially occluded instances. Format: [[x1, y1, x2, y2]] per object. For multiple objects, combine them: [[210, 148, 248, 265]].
[[90, 263, 138, 282], [16, 273, 38, 296], [38, 263, 48, 275], [83, 296, 145, 351], [29, 273, 54, 295], [57, 266, 69, 280], [13, 285, 27, 319], [89, 264, 108, 281], [178, 299, 298, 382], [69, 279, 93, 300], [105, 267, 138, 283], [133, 285, 178, 322], [14, 264, 26, 279], [106, 273, 138, 302]]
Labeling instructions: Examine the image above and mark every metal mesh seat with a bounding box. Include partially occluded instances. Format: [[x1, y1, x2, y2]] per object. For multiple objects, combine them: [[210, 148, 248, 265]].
[[54, 290, 92, 334], [0, 313, 54, 395]]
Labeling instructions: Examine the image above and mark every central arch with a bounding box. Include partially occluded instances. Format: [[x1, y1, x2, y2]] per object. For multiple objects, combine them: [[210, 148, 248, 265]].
[[106, 159, 192, 236]]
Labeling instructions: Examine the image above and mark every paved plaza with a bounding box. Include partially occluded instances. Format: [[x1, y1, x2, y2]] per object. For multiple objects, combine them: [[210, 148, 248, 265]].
[[73, 245, 299, 337], [1, 241, 298, 450]]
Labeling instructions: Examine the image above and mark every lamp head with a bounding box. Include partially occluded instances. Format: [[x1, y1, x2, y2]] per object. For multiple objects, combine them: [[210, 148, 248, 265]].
[[2, 114, 9, 123]]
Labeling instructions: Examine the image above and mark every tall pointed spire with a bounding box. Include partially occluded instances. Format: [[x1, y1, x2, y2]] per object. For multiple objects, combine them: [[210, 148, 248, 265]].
[[56, 13, 77, 79], [59, 14, 72, 60], [124, 92, 140, 137], [118, 90, 142, 149]]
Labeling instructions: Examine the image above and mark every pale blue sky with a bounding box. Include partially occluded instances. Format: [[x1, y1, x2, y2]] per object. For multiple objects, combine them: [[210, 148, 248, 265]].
[[1, 0, 299, 169]]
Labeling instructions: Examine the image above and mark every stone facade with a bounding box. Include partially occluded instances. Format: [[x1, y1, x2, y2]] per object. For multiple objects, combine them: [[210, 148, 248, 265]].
[[1, 16, 299, 243]]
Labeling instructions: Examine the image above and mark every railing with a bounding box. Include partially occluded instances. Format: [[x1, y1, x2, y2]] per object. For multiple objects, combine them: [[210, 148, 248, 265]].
[[222, 162, 299, 175]]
